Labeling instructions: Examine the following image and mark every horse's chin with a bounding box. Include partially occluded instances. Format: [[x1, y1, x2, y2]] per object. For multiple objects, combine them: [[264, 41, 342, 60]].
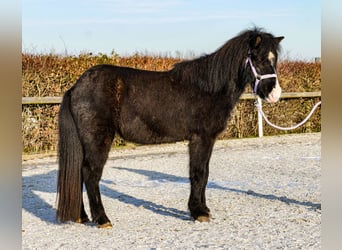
[[265, 96, 280, 103]]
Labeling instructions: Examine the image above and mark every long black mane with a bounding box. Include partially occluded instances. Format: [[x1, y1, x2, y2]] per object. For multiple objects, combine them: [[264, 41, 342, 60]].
[[172, 28, 281, 94]]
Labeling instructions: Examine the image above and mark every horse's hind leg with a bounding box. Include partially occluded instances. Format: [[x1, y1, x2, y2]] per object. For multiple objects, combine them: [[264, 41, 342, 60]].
[[76, 201, 90, 224], [188, 134, 215, 222], [81, 129, 114, 228], [201, 161, 211, 214], [75, 109, 115, 228]]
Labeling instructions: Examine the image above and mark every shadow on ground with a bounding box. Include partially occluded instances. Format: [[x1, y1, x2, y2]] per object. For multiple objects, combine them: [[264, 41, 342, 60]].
[[22, 166, 320, 224]]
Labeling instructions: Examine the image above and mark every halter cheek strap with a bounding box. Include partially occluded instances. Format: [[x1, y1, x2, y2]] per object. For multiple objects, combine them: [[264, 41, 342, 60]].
[[245, 57, 278, 94]]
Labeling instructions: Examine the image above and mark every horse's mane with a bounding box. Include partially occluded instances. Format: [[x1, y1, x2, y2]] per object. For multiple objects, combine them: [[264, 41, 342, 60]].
[[171, 28, 280, 93]]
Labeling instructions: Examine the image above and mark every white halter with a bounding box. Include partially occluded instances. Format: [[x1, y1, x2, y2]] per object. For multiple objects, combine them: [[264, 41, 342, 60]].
[[245, 56, 278, 94]]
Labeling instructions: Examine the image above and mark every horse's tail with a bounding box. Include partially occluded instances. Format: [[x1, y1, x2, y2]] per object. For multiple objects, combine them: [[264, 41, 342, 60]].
[[56, 89, 83, 222]]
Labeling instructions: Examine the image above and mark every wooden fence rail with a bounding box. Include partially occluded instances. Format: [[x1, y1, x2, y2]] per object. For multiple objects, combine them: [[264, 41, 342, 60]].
[[22, 91, 321, 105]]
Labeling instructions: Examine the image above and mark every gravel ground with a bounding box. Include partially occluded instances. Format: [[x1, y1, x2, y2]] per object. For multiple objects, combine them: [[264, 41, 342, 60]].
[[22, 133, 321, 249]]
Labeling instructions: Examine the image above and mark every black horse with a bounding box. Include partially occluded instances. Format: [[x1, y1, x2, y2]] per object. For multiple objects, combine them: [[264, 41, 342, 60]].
[[57, 28, 284, 228]]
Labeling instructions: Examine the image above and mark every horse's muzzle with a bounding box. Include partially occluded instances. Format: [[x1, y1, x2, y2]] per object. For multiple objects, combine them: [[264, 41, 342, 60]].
[[266, 80, 282, 103]]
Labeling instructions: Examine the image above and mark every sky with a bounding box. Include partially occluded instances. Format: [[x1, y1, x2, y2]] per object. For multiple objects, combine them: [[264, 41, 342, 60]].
[[22, 0, 321, 60]]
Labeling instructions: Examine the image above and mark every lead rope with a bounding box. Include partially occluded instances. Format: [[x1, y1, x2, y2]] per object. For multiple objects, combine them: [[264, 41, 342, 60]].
[[245, 55, 321, 131], [255, 98, 322, 131]]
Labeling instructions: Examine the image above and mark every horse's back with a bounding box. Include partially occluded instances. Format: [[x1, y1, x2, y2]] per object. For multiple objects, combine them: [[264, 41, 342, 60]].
[[67, 63, 228, 145]]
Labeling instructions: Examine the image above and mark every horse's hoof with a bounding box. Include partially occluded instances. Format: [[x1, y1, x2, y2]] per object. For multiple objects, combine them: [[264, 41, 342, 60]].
[[75, 217, 90, 224], [97, 222, 113, 229], [196, 215, 210, 222]]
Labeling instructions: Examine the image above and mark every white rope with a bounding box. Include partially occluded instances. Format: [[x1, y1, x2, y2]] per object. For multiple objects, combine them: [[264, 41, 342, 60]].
[[255, 99, 322, 131]]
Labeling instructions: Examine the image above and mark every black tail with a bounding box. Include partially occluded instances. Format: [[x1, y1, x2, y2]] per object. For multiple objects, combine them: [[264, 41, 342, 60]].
[[56, 90, 83, 222]]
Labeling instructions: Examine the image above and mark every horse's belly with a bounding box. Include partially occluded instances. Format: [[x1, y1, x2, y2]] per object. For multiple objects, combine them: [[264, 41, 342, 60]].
[[118, 110, 188, 145]]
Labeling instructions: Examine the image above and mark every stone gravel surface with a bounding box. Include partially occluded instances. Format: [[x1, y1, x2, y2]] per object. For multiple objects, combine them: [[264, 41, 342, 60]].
[[22, 133, 321, 249]]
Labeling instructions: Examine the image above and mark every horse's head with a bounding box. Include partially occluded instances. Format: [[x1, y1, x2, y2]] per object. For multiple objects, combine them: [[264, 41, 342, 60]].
[[246, 33, 284, 103]]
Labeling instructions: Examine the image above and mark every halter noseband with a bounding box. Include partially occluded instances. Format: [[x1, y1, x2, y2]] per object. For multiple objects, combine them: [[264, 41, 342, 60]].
[[245, 56, 278, 94]]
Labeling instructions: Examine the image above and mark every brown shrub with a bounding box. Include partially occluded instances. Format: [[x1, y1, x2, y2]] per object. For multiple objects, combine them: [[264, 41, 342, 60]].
[[22, 53, 321, 154]]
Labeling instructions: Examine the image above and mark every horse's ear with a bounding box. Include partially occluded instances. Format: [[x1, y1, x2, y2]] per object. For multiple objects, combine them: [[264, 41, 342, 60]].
[[249, 35, 262, 49], [255, 36, 262, 47], [274, 36, 284, 44]]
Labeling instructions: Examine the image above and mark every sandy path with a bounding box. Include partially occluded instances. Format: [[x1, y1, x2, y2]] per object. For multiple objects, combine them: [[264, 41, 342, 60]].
[[22, 133, 321, 249]]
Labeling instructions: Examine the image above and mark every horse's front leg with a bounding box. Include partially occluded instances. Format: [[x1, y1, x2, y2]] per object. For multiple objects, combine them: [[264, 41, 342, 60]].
[[188, 134, 215, 222]]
